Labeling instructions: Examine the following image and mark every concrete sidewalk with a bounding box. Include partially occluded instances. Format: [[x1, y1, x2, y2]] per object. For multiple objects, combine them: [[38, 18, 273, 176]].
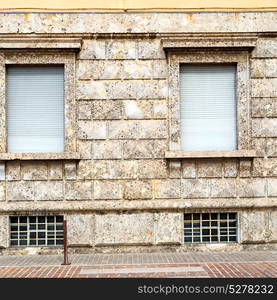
[[0, 251, 276, 278]]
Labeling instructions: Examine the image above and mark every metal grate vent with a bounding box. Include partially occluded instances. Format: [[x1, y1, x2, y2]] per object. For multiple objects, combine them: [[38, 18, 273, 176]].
[[184, 213, 237, 243], [10, 216, 64, 247]]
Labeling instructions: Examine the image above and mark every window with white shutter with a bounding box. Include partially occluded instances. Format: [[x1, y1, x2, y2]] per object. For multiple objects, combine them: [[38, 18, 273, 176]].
[[179, 64, 237, 151], [7, 65, 64, 153]]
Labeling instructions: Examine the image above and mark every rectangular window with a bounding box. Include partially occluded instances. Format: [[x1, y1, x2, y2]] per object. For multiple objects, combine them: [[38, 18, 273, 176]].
[[10, 215, 64, 247], [7, 66, 64, 153], [184, 213, 237, 243], [180, 64, 237, 151]]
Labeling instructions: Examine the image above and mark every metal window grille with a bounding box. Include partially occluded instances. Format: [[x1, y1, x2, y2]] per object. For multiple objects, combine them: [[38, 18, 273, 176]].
[[10, 216, 64, 247], [184, 213, 237, 243]]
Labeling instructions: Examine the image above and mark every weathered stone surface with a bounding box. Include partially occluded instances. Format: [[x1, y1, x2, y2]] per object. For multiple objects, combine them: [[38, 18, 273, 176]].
[[268, 178, 277, 196], [197, 160, 223, 178], [0, 14, 277, 251], [251, 79, 277, 97], [251, 59, 277, 78], [268, 210, 277, 242], [123, 100, 152, 119], [95, 213, 154, 245], [252, 119, 277, 137], [78, 101, 92, 120], [77, 81, 108, 99], [266, 138, 277, 157], [0, 163, 4, 181], [5, 161, 20, 181], [93, 160, 143, 180], [107, 80, 168, 99], [0, 182, 5, 201], [181, 179, 210, 198], [94, 180, 121, 200], [78, 40, 106, 59], [77, 60, 122, 80], [253, 158, 267, 177], [152, 100, 168, 118], [78, 160, 93, 179], [92, 100, 122, 119], [122, 60, 152, 78], [122, 100, 167, 119], [0, 215, 8, 248], [7, 181, 63, 201], [251, 138, 266, 154], [251, 98, 276, 117], [252, 39, 277, 58], [155, 213, 182, 244], [121, 160, 140, 179], [122, 180, 152, 199], [239, 179, 266, 197], [266, 158, 277, 176], [106, 40, 136, 59], [0, 13, 275, 34], [253, 158, 277, 177], [122, 140, 166, 159], [169, 161, 181, 178], [224, 160, 238, 177], [77, 140, 92, 159], [77, 60, 168, 80], [182, 161, 196, 178], [78, 121, 107, 139], [240, 211, 267, 243], [106, 81, 136, 99], [93, 140, 123, 159], [21, 162, 48, 180], [93, 160, 125, 179], [7, 181, 34, 201], [152, 60, 168, 78], [138, 160, 167, 179], [210, 179, 237, 198], [64, 162, 77, 180], [65, 181, 92, 200], [108, 120, 167, 139], [137, 40, 165, 59], [35, 181, 64, 201], [67, 214, 94, 245], [48, 161, 63, 180], [239, 160, 252, 177], [154, 179, 181, 199]]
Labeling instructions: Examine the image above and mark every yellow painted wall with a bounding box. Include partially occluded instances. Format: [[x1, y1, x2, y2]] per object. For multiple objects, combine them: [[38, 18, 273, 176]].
[[0, 0, 276, 11]]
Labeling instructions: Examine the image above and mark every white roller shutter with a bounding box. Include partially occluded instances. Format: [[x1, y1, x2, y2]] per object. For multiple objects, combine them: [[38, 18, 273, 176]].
[[180, 64, 237, 151], [7, 66, 64, 153]]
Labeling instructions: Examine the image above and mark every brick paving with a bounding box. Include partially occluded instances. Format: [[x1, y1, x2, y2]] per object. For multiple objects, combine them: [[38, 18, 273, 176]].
[[0, 251, 276, 278]]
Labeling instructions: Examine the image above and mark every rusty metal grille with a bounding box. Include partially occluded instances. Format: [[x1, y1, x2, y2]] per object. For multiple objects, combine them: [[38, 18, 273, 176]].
[[184, 213, 237, 243], [10, 216, 64, 247]]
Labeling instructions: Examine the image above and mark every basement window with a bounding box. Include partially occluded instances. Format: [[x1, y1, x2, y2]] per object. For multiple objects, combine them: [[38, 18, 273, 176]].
[[184, 213, 237, 243], [10, 215, 64, 247]]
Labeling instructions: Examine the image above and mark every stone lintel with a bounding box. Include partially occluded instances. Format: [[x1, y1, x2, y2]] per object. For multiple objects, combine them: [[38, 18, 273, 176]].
[[162, 37, 257, 50], [0, 38, 82, 50]]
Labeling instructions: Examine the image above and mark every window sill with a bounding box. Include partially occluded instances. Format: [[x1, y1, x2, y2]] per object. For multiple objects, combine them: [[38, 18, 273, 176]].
[[165, 150, 260, 159], [0, 152, 81, 161]]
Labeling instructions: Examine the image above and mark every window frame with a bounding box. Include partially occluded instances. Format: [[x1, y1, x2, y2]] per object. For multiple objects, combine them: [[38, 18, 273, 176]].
[[0, 51, 76, 154], [168, 51, 250, 152]]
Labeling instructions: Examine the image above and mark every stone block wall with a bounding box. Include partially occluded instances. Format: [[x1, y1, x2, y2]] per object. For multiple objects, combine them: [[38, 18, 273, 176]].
[[0, 12, 276, 253]]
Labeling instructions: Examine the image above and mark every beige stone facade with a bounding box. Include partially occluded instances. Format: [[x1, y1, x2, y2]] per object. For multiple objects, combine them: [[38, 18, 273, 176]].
[[0, 11, 276, 254]]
